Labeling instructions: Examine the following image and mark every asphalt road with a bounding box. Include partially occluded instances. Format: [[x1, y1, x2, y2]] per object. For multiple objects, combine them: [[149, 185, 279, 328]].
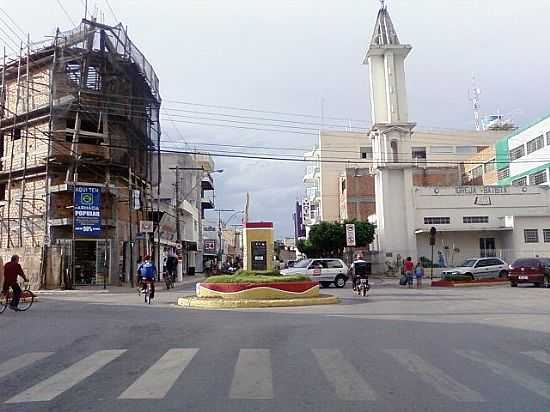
[[0, 282, 549, 412]]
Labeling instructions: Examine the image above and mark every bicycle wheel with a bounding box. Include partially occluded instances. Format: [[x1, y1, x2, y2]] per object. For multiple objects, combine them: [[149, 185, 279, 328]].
[[17, 289, 34, 312], [0, 293, 8, 314]]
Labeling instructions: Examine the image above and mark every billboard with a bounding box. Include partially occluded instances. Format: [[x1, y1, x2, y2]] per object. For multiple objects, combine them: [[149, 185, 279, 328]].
[[204, 239, 217, 255], [74, 186, 101, 236]]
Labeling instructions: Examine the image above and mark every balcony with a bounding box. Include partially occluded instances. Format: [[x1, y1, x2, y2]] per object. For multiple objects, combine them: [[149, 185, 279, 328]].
[[201, 194, 215, 210], [201, 174, 214, 191]]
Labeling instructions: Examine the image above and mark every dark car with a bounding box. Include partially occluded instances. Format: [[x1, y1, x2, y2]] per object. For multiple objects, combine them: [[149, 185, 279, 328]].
[[508, 258, 550, 288]]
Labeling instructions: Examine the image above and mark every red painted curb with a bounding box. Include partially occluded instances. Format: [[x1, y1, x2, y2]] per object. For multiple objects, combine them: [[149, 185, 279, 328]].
[[200, 281, 318, 293], [432, 278, 508, 287]]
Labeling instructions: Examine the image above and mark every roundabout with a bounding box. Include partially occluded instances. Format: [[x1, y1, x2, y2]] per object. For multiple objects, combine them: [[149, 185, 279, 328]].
[[176, 272, 340, 308]]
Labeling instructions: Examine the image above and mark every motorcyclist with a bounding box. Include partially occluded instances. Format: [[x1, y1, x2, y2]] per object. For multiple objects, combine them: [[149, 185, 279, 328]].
[[350, 253, 370, 291]]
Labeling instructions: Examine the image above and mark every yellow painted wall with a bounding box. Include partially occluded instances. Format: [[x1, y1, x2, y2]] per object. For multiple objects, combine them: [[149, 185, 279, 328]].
[[243, 227, 274, 272]]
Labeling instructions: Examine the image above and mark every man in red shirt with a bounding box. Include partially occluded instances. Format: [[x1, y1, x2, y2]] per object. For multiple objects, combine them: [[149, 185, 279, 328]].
[[404, 257, 415, 288], [2, 255, 28, 311]]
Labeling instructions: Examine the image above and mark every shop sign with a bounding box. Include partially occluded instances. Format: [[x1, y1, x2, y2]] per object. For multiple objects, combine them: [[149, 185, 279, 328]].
[[204, 239, 217, 254], [74, 186, 101, 236], [455, 186, 508, 195], [346, 224, 356, 247], [140, 220, 154, 233]]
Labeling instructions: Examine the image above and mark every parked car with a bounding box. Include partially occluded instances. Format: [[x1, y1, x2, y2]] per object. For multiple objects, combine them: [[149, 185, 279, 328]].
[[441, 257, 508, 280], [508, 258, 550, 288], [280, 258, 349, 288]]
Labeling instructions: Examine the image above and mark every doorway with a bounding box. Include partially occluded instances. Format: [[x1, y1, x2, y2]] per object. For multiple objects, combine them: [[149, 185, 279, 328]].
[[480, 238, 496, 257]]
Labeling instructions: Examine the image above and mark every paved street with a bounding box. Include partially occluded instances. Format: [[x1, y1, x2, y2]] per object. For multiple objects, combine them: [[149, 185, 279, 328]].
[[1, 281, 549, 412]]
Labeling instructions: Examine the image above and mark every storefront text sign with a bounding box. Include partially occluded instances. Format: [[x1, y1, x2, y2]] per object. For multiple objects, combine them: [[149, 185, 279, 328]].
[[74, 186, 101, 236], [455, 186, 508, 195]]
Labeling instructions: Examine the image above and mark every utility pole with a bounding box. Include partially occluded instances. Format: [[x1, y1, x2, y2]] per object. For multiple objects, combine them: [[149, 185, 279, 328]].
[[174, 166, 182, 249]]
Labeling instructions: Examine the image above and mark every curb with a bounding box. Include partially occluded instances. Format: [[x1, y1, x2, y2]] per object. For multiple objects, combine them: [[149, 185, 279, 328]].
[[432, 280, 509, 288], [176, 294, 339, 309]]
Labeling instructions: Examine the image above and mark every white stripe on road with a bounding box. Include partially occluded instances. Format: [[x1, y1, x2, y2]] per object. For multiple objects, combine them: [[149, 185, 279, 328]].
[[312, 349, 376, 401], [119, 348, 198, 399], [385, 349, 483, 402], [229, 349, 273, 400], [456, 350, 550, 400], [521, 351, 550, 366], [0, 353, 53, 380], [6, 350, 126, 403]]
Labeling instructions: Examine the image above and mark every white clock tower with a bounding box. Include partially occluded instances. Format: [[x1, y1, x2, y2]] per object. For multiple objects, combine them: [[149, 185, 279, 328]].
[[365, 1, 417, 259]]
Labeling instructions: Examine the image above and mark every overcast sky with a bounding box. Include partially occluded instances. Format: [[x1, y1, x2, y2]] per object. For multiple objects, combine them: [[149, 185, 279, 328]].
[[4, 0, 550, 237]]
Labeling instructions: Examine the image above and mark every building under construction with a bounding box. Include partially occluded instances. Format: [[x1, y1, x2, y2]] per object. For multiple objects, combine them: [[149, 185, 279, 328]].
[[0, 19, 161, 288]]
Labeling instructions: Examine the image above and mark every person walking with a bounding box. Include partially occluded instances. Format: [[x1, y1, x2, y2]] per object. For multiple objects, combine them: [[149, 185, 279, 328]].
[[415, 261, 425, 289], [404, 257, 414, 288], [2, 255, 29, 311]]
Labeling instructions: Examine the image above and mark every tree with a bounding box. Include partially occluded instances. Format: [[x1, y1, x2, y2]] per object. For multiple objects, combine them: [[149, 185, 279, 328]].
[[297, 221, 376, 258]]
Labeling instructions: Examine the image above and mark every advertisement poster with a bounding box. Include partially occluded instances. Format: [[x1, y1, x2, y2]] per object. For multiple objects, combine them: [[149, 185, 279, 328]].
[[74, 186, 101, 236]]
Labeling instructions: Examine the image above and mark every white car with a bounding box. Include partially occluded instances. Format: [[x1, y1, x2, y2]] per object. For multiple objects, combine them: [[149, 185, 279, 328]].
[[441, 257, 509, 280], [280, 258, 349, 288]]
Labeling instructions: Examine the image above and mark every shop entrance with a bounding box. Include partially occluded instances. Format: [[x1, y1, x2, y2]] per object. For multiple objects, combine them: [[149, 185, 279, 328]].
[[60, 239, 111, 286]]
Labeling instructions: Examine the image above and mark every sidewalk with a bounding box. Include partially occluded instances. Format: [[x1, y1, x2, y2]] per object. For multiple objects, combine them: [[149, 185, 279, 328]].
[[35, 275, 206, 295]]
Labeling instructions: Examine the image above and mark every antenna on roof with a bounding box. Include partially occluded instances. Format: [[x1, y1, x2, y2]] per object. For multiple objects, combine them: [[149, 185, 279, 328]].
[[380, 0, 386, 9], [469, 74, 482, 131]]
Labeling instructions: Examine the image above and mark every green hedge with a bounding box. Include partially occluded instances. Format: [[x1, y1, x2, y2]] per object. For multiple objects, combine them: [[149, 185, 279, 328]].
[[206, 271, 309, 284]]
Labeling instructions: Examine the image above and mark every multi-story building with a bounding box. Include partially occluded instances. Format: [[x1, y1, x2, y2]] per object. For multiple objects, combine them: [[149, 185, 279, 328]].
[[154, 152, 217, 277], [0, 20, 161, 288]]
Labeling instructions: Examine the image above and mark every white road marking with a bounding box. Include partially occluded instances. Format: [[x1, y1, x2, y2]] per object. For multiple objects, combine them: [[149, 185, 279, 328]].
[[385, 349, 483, 402], [229, 349, 273, 400], [312, 349, 376, 401], [521, 351, 550, 366], [119, 348, 198, 399], [0, 353, 53, 380], [456, 350, 550, 400], [6, 350, 126, 403]]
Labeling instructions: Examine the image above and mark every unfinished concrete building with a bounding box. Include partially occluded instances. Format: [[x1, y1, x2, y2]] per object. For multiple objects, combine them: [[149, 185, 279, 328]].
[[0, 19, 161, 288]]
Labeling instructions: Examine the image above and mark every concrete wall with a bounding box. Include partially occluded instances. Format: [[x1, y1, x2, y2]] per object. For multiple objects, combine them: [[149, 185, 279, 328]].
[[243, 227, 274, 272]]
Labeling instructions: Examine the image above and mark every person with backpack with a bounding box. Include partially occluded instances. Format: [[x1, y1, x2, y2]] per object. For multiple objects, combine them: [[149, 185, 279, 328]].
[[137, 255, 157, 299]]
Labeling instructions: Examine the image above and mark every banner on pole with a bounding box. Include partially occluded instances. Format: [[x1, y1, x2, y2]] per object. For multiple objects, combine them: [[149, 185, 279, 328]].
[[74, 186, 101, 236], [346, 223, 356, 247]]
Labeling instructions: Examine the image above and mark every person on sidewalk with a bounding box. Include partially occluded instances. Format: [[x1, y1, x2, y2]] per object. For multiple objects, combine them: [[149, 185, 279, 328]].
[[415, 261, 425, 289], [2, 255, 29, 311], [404, 257, 414, 288]]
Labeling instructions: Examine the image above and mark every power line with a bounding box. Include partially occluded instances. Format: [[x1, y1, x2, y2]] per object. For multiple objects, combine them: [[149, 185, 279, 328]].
[[0, 7, 26, 39], [104, 0, 119, 22], [55, 0, 77, 26]]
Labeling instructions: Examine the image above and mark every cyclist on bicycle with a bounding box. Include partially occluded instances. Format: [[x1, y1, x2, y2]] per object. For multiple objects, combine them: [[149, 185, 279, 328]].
[[137, 255, 156, 299], [2, 255, 28, 311]]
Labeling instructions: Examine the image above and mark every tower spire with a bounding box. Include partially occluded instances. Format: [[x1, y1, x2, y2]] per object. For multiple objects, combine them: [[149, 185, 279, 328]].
[[371, 1, 399, 46]]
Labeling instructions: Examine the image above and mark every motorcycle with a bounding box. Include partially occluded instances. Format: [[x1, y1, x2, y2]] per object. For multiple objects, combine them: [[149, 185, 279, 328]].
[[356, 277, 370, 297]]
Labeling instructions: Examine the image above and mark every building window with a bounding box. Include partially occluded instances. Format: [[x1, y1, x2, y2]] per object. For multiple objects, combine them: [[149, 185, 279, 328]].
[[12, 128, 21, 141], [524, 229, 539, 243], [0, 183, 5, 201], [360, 147, 373, 160], [512, 176, 527, 186], [456, 146, 478, 154], [509, 145, 525, 161], [543, 229, 550, 243], [471, 165, 483, 178], [546, 131, 550, 146], [529, 170, 547, 185], [526, 135, 544, 155], [463, 216, 489, 224], [484, 159, 495, 173], [412, 146, 427, 160], [430, 146, 454, 154], [497, 167, 510, 180], [341, 179, 346, 194], [424, 217, 450, 225]]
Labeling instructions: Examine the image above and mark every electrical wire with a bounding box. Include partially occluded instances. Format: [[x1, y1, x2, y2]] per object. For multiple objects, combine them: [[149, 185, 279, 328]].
[[55, 0, 77, 27], [104, 0, 119, 23]]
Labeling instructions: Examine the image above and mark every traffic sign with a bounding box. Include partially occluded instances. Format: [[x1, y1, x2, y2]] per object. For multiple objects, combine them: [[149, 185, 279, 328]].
[[346, 224, 356, 247], [140, 220, 154, 233]]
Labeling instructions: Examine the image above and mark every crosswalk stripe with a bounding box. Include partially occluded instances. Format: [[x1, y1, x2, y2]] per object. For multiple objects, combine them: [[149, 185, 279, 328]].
[[456, 350, 550, 400], [385, 349, 483, 402], [0, 353, 53, 380], [312, 349, 376, 401], [229, 349, 273, 400], [521, 351, 550, 366], [5, 350, 126, 403], [118, 348, 198, 399]]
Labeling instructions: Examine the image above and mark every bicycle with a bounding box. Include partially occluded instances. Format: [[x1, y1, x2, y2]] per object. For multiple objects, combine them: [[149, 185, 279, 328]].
[[0, 282, 35, 313], [142, 280, 154, 304]]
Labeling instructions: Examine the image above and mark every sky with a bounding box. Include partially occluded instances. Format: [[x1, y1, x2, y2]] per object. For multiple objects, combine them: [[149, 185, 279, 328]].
[[3, 0, 550, 238]]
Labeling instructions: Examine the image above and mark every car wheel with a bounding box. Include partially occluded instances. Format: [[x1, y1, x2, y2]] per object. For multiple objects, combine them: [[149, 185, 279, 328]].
[[465, 273, 474, 280], [320, 281, 331, 288], [334, 275, 346, 288], [498, 270, 508, 278], [511, 282, 518, 287], [544, 276, 550, 288]]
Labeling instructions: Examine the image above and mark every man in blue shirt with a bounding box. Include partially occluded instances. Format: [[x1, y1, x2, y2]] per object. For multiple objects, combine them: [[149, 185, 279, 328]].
[[137, 255, 156, 299]]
